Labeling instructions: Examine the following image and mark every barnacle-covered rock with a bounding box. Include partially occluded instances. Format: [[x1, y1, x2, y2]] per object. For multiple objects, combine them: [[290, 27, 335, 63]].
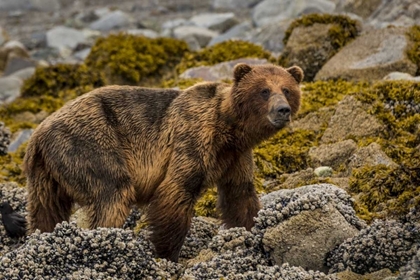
[[0, 122, 10, 156]]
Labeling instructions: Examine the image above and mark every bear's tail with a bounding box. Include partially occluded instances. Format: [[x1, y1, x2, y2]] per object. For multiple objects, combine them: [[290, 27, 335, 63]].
[[23, 138, 73, 234]]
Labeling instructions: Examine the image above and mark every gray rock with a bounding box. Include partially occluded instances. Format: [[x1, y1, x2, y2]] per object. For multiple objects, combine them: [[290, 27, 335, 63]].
[[0, 40, 29, 71], [3, 55, 36, 76], [263, 204, 359, 272], [248, 19, 291, 53], [321, 96, 384, 143], [367, 0, 420, 28], [0, 0, 29, 11], [28, 0, 60, 12], [180, 58, 268, 81], [315, 26, 417, 81], [46, 26, 86, 50], [383, 72, 420, 82], [6, 66, 35, 80], [208, 21, 253, 47], [252, 0, 336, 27], [8, 128, 33, 152], [0, 76, 22, 104], [212, 0, 262, 9], [89, 10, 132, 32], [348, 142, 398, 170], [161, 18, 187, 30], [314, 166, 333, 177], [173, 26, 218, 47], [180, 34, 201, 51], [190, 13, 238, 33], [73, 48, 91, 61], [309, 139, 358, 169], [125, 29, 159, 38]]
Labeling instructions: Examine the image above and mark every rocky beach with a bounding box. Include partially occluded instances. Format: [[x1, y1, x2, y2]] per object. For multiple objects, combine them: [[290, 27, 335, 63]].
[[0, 0, 420, 279]]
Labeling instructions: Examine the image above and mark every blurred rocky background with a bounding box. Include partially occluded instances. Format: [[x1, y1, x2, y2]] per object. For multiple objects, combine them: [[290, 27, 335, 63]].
[[0, 0, 420, 279]]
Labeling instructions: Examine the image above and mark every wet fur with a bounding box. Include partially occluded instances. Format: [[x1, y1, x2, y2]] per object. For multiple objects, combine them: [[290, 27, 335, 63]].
[[23, 63, 303, 262]]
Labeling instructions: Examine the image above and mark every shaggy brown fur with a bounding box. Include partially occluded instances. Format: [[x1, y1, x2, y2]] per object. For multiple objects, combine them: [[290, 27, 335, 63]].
[[23, 63, 304, 262]]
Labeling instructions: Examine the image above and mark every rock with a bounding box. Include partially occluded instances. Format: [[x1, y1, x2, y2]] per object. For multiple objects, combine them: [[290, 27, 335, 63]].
[[252, 0, 336, 27], [280, 23, 336, 81], [315, 26, 417, 81], [248, 19, 291, 53], [179, 58, 268, 81], [383, 72, 420, 82], [0, 122, 11, 156], [336, 268, 395, 280], [335, 0, 383, 19], [5, 66, 35, 80], [367, 0, 420, 28], [397, 246, 420, 280], [89, 10, 132, 32], [173, 26, 218, 48], [0, 76, 22, 104], [46, 26, 86, 50], [125, 29, 159, 38], [275, 168, 317, 190], [0, 27, 8, 46], [180, 35, 201, 51], [314, 166, 333, 177], [3, 55, 36, 76], [263, 205, 359, 273], [321, 96, 384, 143], [0, 0, 29, 11], [21, 31, 47, 50], [291, 107, 335, 132], [8, 128, 33, 152], [327, 219, 420, 274], [28, 0, 60, 12], [190, 13, 238, 33], [348, 142, 398, 170], [73, 48, 91, 61], [208, 21, 252, 47], [0, 40, 29, 71], [309, 139, 358, 169], [161, 18, 187, 30], [212, 0, 262, 9]]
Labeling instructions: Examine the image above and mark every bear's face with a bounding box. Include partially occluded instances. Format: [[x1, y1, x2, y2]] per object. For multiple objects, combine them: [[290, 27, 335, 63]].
[[231, 63, 304, 134]]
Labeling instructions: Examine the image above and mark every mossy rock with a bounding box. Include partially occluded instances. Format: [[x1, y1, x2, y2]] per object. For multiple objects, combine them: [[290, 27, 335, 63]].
[[21, 64, 106, 98], [279, 14, 361, 82], [176, 40, 275, 75], [0, 142, 28, 186], [85, 33, 189, 85], [407, 25, 420, 76]]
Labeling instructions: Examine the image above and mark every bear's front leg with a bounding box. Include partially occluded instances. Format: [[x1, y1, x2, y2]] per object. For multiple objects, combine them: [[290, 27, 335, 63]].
[[217, 150, 260, 230], [147, 158, 204, 263]]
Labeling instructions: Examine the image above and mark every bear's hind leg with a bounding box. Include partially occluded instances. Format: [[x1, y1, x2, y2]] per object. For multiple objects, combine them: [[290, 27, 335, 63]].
[[27, 176, 73, 233], [147, 183, 197, 263], [86, 190, 133, 229]]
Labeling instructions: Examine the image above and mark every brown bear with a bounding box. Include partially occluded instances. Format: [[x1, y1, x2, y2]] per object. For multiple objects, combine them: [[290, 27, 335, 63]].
[[23, 63, 303, 262]]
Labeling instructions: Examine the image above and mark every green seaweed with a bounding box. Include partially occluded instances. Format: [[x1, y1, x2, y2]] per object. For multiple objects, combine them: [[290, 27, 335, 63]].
[[406, 25, 420, 76], [85, 33, 189, 85], [0, 142, 28, 186], [176, 40, 275, 75]]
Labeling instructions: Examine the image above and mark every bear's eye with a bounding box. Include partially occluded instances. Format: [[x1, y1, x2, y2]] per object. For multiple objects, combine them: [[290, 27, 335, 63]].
[[261, 89, 270, 100], [282, 88, 290, 98]]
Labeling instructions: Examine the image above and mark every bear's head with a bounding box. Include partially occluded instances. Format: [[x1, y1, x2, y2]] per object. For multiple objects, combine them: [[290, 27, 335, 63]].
[[230, 63, 303, 141]]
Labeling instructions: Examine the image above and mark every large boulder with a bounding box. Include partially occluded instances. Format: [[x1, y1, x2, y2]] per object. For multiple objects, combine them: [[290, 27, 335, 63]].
[[315, 26, 417, 81], [252, 0, 335, 27], [308, 139, 358, 169], [248, 19, 291, 53], [321, 96, 384, 143], [46, 26, 86, 50], [259, 184, 365, 273]]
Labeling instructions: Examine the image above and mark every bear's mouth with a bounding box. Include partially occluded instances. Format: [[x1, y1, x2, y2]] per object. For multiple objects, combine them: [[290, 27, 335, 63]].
[[267, 116, 290, 129]]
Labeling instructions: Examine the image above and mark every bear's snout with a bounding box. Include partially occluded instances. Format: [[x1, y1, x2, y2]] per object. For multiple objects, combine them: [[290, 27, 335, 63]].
[[275, 104, 291, 119]]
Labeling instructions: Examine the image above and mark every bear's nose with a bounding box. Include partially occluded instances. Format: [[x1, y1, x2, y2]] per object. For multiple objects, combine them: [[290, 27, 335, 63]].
[[276, 105, 291, 119]]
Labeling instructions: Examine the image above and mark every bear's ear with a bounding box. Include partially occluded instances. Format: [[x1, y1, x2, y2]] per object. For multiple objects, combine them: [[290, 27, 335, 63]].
[[286, 66, 304, 84], [233, 63, 253, 84]]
